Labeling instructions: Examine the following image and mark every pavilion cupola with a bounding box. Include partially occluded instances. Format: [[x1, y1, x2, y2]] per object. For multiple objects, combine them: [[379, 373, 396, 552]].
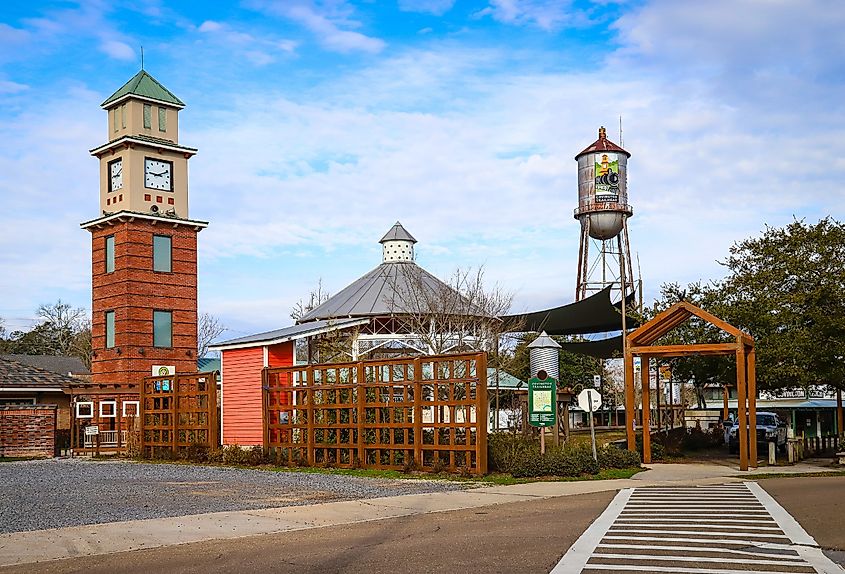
[[379, 221, 417, 262]]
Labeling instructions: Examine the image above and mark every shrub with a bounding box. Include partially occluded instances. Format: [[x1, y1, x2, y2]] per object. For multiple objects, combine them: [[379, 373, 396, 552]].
[[597, 444, 641, 469], [222, 444, 252, 465], [488, 432, 640, 478]]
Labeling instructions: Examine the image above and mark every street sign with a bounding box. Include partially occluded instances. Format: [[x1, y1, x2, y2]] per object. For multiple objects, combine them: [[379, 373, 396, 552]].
[[578, 389, 603, 412], [577, 389, 603, 463], [593, 374, 601, 388], [84, 425, 99, 436], [528, 375, 557, 427]]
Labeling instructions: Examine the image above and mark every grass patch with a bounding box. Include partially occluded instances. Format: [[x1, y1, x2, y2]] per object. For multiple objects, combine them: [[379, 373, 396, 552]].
[[742, 470, 845, 480]]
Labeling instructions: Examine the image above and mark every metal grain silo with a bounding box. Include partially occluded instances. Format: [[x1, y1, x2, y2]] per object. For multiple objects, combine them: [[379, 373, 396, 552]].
[[527, 331, 561, 379]]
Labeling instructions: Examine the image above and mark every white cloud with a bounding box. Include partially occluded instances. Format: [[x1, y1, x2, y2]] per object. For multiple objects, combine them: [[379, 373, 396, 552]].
[[248, 0, 386, 54], [99, 39, 135, 61], [398, 0, 456, 16], [476, 0, 580, 30], [0, 80, 28, 94], [194, 19, 297, 63], [198, 20, 223, 33]]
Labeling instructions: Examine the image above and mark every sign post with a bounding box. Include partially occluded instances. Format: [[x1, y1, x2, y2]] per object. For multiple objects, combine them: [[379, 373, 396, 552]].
[[578, 388, 603, 462], [528, 371, 557, 455]]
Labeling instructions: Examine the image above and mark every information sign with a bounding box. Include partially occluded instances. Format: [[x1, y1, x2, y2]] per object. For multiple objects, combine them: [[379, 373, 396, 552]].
[[528, 375, 557, 428], [84, 425, 99, 436]]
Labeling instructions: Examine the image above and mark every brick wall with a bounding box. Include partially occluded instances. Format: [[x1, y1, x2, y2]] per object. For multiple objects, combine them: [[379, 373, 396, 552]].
[[88, 218, 199, 385], [0, 405, 57, 458]]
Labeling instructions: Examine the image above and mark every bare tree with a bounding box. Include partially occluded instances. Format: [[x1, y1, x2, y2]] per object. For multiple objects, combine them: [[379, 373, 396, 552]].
[[36, 300, 88, 357], [290, 278, 331, 321], [197, 312, 226, 358], [390, 266, 520, 355]]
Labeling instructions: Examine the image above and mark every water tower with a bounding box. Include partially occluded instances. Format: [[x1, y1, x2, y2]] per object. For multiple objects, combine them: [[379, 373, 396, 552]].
[[574, 126, 636, 305]]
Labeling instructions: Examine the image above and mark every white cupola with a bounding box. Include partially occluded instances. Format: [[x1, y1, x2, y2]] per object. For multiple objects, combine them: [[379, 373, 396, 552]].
[[379, 221, 417, 262]]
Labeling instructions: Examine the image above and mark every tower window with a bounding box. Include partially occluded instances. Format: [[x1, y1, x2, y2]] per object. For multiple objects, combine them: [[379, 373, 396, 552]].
[[105, 235, 115, 273], [158, 107, 167, 132], [121, 104, 126, 129], [113, 108, 119, 132], [143, 104, 152, 129], [105, 310, 115, 348], [153, 310, 172, 348], [153, 235, 172, 272]]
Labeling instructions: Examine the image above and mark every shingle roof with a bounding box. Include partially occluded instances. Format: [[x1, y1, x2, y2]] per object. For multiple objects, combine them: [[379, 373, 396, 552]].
[[0, 355, 89, 376], [211, 318, 370, 350], [0, 358, 78, 390], [298, 262, 483, 322], [379, 221, 417, 243], [101, 70, 185, 108]]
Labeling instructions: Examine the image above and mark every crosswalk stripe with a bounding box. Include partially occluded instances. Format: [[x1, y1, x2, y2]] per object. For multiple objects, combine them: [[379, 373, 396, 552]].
[[596, 543, 805, 560], [550, 482, 839, 574]]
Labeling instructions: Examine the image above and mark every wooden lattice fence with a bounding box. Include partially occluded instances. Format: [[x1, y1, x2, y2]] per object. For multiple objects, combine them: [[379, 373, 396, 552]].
[[140, 371, 219, 458], [263, 352, 488, 474]]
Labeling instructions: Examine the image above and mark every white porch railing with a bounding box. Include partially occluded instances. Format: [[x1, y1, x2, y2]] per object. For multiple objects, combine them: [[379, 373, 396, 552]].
[[83, 430, 128, 448]]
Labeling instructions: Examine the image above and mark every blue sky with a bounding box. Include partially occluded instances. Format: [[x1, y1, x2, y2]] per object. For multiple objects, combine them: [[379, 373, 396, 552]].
[[1, 0, 843, 342]]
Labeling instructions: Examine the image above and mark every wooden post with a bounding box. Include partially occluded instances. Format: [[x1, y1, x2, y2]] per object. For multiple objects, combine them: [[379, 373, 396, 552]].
[[306, 366, 315, 466], [723, 385, 729, 422], [357, 362, 366, 468], [624, 350, 636, 452], [747, 346, 758, 469], [656, 370, 662, 431], [641, 355, 651, 464], [736, 344, 749, 471], [476, 353, 488, 474], [837, 389, 843, 438]]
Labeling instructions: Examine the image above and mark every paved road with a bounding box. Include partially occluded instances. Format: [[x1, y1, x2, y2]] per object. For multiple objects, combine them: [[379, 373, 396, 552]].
[[552, 482, 842, 573], [0, 490, 616, 574], [0, 476, 841, 574]]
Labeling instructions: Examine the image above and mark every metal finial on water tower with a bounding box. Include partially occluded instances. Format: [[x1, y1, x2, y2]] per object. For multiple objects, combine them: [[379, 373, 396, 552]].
[[140, 46, 144, 70]]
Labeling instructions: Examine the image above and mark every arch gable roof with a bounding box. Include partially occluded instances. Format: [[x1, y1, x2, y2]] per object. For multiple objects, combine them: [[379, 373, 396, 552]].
[[628, 301, 753, 347]]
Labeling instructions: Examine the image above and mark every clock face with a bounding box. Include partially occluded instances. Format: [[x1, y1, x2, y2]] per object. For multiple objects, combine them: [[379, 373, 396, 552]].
[[109, 159, 123, 192], [144, 158, 172, 191]]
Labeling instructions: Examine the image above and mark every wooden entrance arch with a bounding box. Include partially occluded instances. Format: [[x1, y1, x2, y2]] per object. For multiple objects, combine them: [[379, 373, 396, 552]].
[[624, 301, 758, 470]]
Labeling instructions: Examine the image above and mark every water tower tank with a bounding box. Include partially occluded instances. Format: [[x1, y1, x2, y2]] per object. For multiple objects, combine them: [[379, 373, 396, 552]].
[[574, 126, 632, 240]]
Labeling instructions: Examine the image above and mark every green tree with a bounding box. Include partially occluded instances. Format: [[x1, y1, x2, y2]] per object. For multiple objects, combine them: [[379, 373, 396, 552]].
[[719, 217, 845, 391]]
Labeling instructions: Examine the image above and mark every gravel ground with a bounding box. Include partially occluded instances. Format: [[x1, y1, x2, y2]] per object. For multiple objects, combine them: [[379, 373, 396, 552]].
[[0, 458, 470, 534]]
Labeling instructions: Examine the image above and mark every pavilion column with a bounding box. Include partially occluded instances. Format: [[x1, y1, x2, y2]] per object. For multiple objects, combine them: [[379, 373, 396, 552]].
[[837, 389, 843, 440], [723, 385, 729, 422], [624, 349, 636, 452], [736, 343, 749, 471], [640, 355, 651, 464], [747, 346, 758, 469]]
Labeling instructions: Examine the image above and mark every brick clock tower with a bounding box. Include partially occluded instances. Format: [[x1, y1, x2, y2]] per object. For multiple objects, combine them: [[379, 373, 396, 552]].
[[81, 70, 207, 386]]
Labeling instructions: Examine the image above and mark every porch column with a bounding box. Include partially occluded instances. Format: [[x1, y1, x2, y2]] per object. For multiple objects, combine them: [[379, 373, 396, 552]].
[[641, 355, 651, 464], [736, 343, 749, 472], [748, 346, 757, 469], [624, 349, 636, 451]]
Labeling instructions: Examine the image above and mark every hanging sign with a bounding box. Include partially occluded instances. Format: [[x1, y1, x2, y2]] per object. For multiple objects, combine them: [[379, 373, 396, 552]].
[[528, 374, 557, 427], [85, 425, 99, 436]]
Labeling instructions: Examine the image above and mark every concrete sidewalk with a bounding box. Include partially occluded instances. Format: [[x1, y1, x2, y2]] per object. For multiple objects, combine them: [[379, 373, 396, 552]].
[[0, 461, 832, 568]]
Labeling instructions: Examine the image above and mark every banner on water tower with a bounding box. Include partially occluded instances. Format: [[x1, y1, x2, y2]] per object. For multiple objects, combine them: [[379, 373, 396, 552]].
[[594, 152, 620, 202]]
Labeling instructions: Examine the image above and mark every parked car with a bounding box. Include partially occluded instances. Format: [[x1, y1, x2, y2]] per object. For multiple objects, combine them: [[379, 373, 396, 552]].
[[728, 412, 788, 454]]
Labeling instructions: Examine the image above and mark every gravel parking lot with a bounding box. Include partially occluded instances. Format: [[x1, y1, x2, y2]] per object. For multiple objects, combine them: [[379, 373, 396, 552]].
[[0, 458, 469, 534]]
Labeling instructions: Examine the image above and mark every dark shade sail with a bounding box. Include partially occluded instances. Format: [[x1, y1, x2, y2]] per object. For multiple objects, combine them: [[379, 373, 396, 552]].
[[559, 335, 624, 359], [502, 286, 639, 336]]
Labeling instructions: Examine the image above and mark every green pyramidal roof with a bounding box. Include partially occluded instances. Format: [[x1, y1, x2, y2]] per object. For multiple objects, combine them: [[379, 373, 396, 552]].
[[101, 70, 185, 108]]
